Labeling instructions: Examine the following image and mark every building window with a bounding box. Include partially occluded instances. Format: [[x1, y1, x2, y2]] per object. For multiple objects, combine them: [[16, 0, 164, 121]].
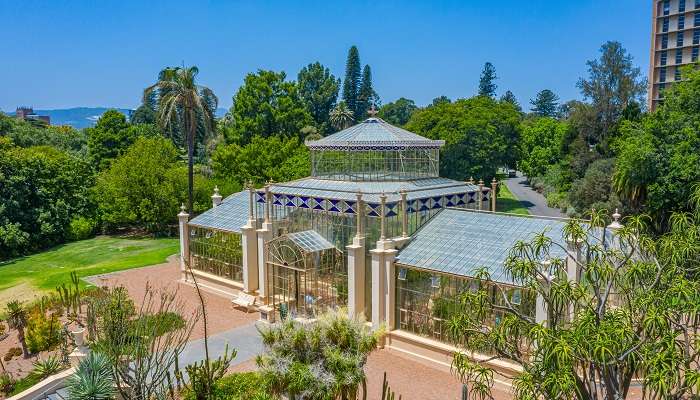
[[677, 48, 684, 63], [677, 32, 685, 47], [681, 0, 686, 12], [693, 46, 699, 61], [663, 17, 670, 32], [696, 0, 700, 9], [661, 50, 668, 65], [662, 33, 669, 49], [695, 11, 700, 26], [694, 29, 700, 44], [664, 0, 671, 15], [679, 15, 686, 30], [675, 67, 682, 80], [660, 67, 667, 83]]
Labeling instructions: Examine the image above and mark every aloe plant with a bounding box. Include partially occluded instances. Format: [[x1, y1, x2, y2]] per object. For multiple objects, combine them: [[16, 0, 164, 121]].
[[66, 352, 115, 400], [31, 356, 64, 379]]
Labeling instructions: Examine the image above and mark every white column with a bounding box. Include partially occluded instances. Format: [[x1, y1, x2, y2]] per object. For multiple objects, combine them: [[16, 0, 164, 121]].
[[257, 184, 273, 298], [211, 186, 223, 207], [370, 248, 386, 330], [347, 192, 366, 319], [491, 178, 498, 212], [400, 190, 408, 238], [478, 179, 484, 211], [241, 183, 259, 293], [384, 249, 398, 330], [177, 204, 190, 280]]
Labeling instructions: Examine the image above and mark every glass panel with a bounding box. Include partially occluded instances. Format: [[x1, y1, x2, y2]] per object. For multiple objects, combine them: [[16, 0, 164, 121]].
[[188, 228, 244, 282]]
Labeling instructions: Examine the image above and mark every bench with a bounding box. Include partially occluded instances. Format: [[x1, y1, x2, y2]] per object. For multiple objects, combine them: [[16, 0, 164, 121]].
[[232, 292, 257, 313]]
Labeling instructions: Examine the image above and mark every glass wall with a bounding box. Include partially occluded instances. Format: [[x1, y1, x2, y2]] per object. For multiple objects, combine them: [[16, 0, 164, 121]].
[[395, 267, 535, 345], [189, 227, 244, 282], [311, 148, 440, 181], [265, 236, 347, 321]]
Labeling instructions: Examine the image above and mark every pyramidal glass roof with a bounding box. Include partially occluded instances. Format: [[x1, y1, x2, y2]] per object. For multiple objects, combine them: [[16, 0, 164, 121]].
[[306, 118, 444, 150], [287, 230, 336, 252], [396, 209, 570, 285]]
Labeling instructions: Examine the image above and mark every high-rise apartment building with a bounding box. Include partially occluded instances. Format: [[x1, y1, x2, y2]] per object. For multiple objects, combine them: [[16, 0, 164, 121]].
[[649, 0, 700, 110]]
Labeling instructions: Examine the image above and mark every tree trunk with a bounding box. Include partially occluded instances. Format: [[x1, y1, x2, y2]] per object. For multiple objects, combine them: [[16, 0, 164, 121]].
[[188, 130, 194, 214], [18, 330, 29, 358]]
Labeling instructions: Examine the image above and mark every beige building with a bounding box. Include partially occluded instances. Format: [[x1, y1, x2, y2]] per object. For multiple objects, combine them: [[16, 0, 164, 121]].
[[649, 0, 700, 110]]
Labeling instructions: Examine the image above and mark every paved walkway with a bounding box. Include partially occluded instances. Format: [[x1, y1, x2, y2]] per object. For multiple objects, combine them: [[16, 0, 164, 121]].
[[503, 173, 566, 218], [178, 322, 264, 369]]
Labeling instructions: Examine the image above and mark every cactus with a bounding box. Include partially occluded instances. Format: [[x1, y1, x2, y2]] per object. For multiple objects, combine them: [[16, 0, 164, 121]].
[[56, 271, 83, 325], [380, 372, 401, 400]]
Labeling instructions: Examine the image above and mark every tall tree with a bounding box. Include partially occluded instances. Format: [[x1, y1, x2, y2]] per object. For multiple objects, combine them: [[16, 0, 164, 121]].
[[226, 70, 312, 144], [297, 62, 340, 135], [6, 301, 29, 357], [478, 62, 498, 98], [357, 64, 378, 120], [500, 90, 521, 112], [378, 98, 417, 126], [145, 66, 217, 214], [530, 89, 560, 117], [342, 46, 362, 118], [577, 41, 646, 143], [431, 96, 451, 106], [130, 90, 157, 124], [329, 101, 355, 130]]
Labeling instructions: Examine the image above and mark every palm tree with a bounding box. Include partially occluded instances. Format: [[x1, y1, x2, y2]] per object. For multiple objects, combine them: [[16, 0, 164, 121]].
[[330, 101, 355, 130], [144, 66, 218, 213], [5, 301, 29, 358]]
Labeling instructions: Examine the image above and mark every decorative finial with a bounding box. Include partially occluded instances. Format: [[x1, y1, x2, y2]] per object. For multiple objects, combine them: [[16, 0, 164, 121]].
[[180, 203, 186, 212], [367, 104, 378, 118], [214, 185, 220, 195], [478, 179, 484, 185], [607, 208, 623, 230]]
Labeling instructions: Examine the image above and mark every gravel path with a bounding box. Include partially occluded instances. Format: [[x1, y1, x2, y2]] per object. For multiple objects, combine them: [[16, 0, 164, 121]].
[[503, 173, 566, 218]]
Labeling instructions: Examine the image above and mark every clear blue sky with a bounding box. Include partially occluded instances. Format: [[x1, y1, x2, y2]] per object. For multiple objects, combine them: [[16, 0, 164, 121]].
[[1, 0, 651, 112]]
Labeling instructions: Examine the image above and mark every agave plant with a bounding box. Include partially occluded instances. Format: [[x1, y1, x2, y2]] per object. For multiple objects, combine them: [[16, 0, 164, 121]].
[[66, 352, 115, 400], [31, 356, 64, 379]]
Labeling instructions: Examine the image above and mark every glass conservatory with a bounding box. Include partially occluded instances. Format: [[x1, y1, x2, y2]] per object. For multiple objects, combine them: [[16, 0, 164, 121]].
[[265, 230, 346, 321]]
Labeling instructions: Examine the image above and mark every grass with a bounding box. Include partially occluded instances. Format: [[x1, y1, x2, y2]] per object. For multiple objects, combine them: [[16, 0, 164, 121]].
[[0, 236, 179, 304], [497, 184, 530, 215]]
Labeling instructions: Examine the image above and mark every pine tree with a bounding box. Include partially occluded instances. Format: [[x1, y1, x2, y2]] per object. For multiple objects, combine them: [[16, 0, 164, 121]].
[[530, 89, 560, 117], [342, 46, 362, 119], [500, 90, 521, 112], [357, 64, 377, 120], [478, 62, 498, 98]]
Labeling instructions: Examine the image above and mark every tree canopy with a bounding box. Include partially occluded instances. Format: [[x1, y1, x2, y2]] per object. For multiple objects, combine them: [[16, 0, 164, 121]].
[[378, 97, 417, 126], [530, 89, 560, 117], [478, 62, 498, 98], [405, 96, 521, 180], [297, 62, 340, 135], [227, 70, 312, 144], [518, 117, 568, 178]]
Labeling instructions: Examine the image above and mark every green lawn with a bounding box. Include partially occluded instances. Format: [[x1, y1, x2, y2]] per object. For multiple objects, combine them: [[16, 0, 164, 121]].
[[497, 184, 530, 215], [0, 236, 179, 304]]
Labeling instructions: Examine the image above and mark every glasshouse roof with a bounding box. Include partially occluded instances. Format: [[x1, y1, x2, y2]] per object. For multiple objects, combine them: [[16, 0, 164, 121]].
[[286, 230, 336, 253], [396, 209, 570, 285], [267, 177, 482, 203], [305, 117, 445, 150], [188, 190, 251, 233]]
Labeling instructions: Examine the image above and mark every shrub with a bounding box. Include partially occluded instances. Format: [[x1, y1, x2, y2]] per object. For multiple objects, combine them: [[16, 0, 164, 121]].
[[25, 311, 62, 353], [546, 191, 569, 210], [0, 373, 14, 394], [31, 356, 64, 379], [135, 311, 185, 337], [183, 372, 275, 400], [68, 216, 96, 241], [66, 352, 115, 400], [7, 374, 41, 396], [4, 347, 22, 361]]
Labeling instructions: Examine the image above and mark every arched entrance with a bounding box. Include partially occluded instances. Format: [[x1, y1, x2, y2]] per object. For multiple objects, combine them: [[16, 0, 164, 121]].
[[266, 230, 347, 321]]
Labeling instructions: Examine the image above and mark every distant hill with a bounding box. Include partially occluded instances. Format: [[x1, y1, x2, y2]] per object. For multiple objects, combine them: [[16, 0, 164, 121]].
[[5, 107, 229, 129]]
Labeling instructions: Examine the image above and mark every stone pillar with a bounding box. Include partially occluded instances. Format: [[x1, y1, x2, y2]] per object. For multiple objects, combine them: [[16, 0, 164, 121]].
[[370, 248, 386, 330], [477, 179, 484, 211], [347, 192, 366, 319], [177, 204, 190, 279], [400, 190, 408, 238], [211, 185, 223, 207], [491, 178, 498, 212], [241, 183, 258, 293], [383, 249, 398, 329], [379, 193, 387, 241], [257, 184, 273, 298]]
